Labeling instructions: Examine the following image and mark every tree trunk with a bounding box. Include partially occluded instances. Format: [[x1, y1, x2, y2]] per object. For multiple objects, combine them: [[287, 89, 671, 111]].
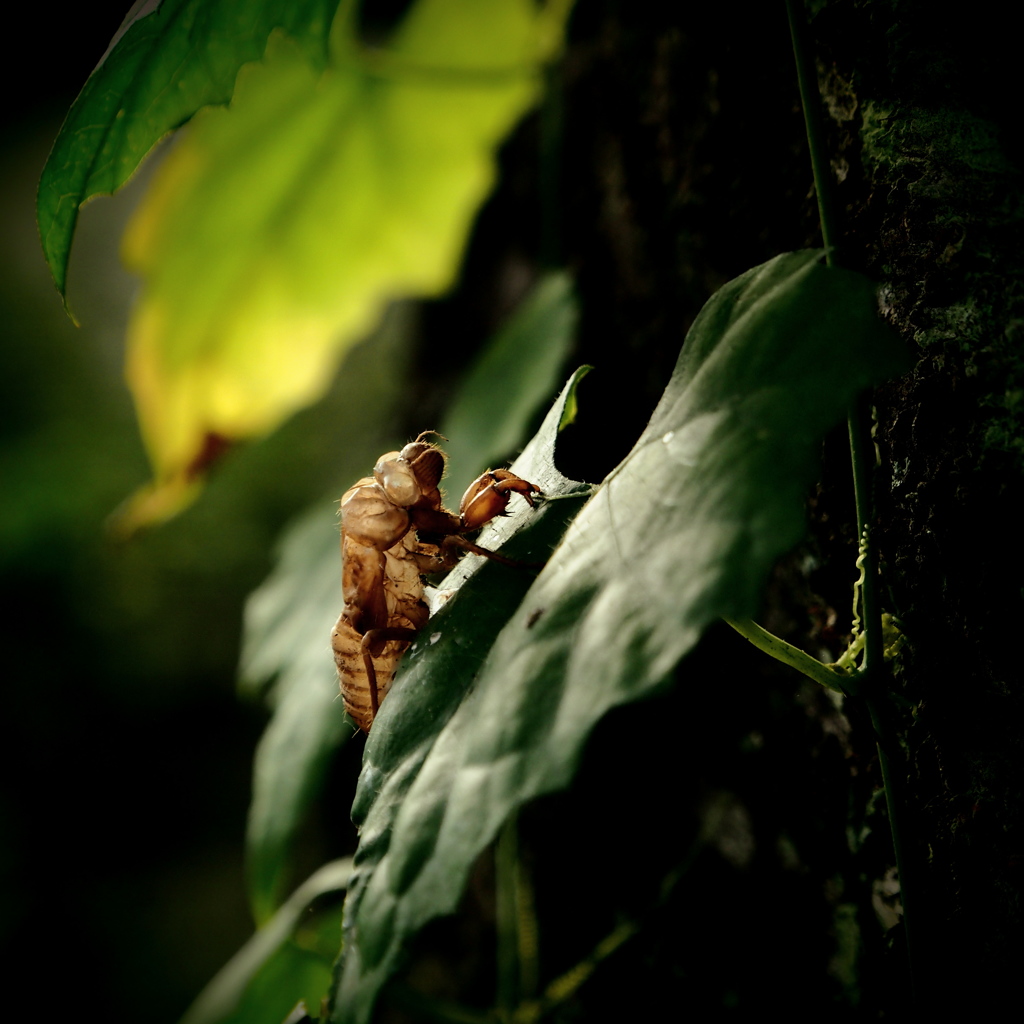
[[536, 0, 1022, 1014]]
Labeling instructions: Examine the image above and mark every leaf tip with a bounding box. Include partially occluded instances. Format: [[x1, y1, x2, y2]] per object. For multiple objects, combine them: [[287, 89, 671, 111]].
[[106, 477, 203, 540], [59, 285, 81, 326], [557, 364, 592, 432]]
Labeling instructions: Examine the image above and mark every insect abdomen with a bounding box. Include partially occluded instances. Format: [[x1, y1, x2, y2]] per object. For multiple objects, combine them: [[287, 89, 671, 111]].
[[331, 616, 410, 734]]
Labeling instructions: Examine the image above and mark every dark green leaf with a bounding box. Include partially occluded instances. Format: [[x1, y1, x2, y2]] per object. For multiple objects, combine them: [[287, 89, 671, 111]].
[[38, 0, 338, 299], [333, 251, 908, 1022]]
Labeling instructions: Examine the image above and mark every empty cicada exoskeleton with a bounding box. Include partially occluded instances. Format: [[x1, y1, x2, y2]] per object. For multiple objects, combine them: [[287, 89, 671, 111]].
[[331, 432, 540, 733]]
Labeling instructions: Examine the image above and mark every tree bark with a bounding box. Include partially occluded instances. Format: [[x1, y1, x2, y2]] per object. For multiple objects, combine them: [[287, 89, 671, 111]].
[[549, 0, 1022, 1013]]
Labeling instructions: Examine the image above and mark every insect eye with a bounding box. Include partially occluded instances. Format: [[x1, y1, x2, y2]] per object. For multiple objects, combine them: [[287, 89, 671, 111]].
[[402, 443, 446, 490], [375, 457, 420, 506]]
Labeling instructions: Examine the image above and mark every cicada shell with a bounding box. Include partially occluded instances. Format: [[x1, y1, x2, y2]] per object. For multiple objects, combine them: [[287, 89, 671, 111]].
[[331, 531, 434, 732], [334, 433, 541, 733]]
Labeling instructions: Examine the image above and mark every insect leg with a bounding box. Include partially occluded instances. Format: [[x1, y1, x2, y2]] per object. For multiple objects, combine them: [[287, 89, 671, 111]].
[[441, 534, 544, 569], [459, 470, 542, 530], [360, 626, 420, 717]]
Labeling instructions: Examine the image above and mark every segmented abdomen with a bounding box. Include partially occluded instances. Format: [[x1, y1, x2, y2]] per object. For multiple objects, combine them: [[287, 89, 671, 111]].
[[333, 531, 435, 733], [331, 617, 411, 733]]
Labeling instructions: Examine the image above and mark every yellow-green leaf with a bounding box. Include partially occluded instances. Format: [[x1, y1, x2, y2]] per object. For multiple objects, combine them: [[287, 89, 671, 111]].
[[118, 0, 568, 530]]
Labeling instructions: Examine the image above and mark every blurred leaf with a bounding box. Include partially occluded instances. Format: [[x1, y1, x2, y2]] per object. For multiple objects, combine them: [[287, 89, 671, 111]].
[[38, 0, 340, 301], [112, 0, 570, 529], [333, 252, 909, 1022], [440, 270, 577, 497], [240, 281, 578, 922], [180, 857, 351, 1024], [241, 508, 352, 926]]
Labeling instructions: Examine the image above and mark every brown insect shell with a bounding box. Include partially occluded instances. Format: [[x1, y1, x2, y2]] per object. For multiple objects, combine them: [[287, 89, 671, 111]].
[[374, 440, 446, 511], [340, 534, 387, 635], [339, 480, 412, 635], [400, 440, 446, 494], [340, 478, 410, 550]]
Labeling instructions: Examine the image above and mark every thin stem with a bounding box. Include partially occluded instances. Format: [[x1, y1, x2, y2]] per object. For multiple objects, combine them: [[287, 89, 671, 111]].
[[515, 850, 540, 1006], [495, 817, 521, 1020], [787, 0, 919, 1002], [517, 921, 637, 1023], [724, 618, 853, 695], [786, 0, 837, 261], [847, 396, 885, 677]]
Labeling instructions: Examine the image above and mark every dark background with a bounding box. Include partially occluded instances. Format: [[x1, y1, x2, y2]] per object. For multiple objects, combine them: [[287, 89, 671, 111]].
[[2, 4, 369, 1018], [4, 2, 1021, 1020]]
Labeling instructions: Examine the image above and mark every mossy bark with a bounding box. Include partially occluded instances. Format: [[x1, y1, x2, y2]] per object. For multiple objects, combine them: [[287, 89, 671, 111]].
[[555, 0, 1022, 1014], [813, 0, 1024, 1011]]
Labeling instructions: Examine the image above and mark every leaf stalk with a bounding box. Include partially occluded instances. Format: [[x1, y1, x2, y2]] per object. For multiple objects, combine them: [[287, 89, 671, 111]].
[[724, 618, 852, 694]]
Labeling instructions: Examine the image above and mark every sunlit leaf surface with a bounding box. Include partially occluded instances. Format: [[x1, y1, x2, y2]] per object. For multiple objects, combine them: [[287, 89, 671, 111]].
[[38, 0, 339, 300], [111, 0, 564, 529], [333, 252, 909, 1022], [441, 271, 577, 498]]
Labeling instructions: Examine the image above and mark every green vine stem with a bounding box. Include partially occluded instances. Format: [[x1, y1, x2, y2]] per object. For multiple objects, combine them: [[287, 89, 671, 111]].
[[724, 618, 852, 694], [785, 0, 919, 1001], [496, 815, 540, 1021], [786, 0, 837, 260], [495, 817, 519, 1019]]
